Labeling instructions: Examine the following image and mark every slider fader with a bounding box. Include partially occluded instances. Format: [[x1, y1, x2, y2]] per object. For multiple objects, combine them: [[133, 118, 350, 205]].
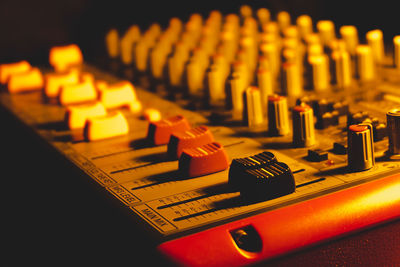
[[2, 5, 400, 266]]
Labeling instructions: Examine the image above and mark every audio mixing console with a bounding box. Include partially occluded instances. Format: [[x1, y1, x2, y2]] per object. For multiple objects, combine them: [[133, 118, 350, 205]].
[[2, 5, 400, 266]]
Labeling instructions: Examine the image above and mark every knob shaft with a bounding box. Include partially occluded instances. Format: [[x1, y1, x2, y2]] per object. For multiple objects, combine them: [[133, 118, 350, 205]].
[[243, 86, 264, 127], [292, 103, 315, 147], [387, 109, 400, 155], [268, 95, 290, 136], [347, 124, 375, 171]]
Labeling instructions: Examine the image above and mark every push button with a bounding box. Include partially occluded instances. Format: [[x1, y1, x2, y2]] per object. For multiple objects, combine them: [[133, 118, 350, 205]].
[[307, 149, 328, 162], [315, 111, 339, 129], [179, 142, 229, 178]]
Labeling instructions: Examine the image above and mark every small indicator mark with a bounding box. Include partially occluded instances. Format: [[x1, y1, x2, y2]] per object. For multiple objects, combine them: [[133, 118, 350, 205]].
[[296, 177, 326, 188], [292, 168, 305, 174]]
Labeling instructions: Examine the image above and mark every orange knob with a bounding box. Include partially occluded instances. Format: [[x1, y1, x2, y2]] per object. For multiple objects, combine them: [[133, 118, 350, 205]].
[[167, 126, 215, 159], [179, 142, 229, 178], [147, 115, 190, 145]]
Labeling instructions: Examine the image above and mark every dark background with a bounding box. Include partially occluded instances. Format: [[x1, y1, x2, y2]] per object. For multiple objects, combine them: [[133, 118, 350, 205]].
[[0, 0, 398, 64], [2, 1, 400, 266]]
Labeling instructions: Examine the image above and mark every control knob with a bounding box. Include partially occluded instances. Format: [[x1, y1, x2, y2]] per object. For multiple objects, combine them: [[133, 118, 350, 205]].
[[347, 124, 375, 171], [292, 103, 315, 147], [387, 108, 400, 155]]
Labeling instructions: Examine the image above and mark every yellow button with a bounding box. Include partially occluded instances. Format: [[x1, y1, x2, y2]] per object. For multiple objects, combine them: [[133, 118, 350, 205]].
[[49, 44, 83, 72], [7, 68, 44, 93], [0, 61, 31, 84], [59, 80, 97, 106], [84, 111, 129, 141], [95, 80, 108, 91], [65, 102, 107, 129], [45, 69, 80, 98], [143, 108, 161, 122], [98, 81, 141, 111], [81, 72, 95, 84]]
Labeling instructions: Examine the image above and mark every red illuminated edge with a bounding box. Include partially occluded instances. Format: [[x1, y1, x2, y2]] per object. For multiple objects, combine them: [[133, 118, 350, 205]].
[[158, 173, 400, 267], [349, 124, 369, 132], [293, 104, 311, 112], [268, 94, 285, 102]]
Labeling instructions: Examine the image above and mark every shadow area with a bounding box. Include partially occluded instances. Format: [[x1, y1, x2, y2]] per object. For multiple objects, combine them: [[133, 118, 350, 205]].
[[130, 138, 154, 149], [35, 121, 67, 131], [158, 181, 292, 222]]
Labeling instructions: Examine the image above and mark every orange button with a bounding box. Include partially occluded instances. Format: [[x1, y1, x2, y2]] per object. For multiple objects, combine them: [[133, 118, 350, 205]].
[[0, 61, 31, 84], [7, 68, 44, 93], [179, 142, 229, 178], [84, 111, 129, 141], [98, 81, 141, 112], [147, 115, 191, 145], [65, 102, 107, 129], [167, 126, 215, 159], [44, 69, 80, 98], [49, 44, 83, 72], [59, 80, 97, 106]]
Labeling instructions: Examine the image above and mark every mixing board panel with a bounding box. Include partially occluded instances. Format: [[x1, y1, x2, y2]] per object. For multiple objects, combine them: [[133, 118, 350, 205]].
[[3, 6, 400, 266]]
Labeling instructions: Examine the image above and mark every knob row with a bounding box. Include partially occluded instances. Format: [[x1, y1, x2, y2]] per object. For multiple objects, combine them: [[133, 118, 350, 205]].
[[105, 6, 400, 114]]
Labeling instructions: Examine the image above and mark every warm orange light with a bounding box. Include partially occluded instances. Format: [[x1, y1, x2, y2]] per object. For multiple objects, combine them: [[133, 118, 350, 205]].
[[256, 8, 270, 25], [143, 108, 161, 122], [356, 44, 375, 81], [65, 102, 107, 130], [59, 80, 97, 106], [350, 183, 400, 216], [44, 69, 80, 98], [84, 111, 129, 141], [340, 25, 359, 54], [296, 15, 313, 38], [0, 61, 31, 84], [105, 29, 120, 58], [80, 72, 95, 84], [120, 25, 141, 65], [317, 20, 335, 45], [49, 44, 83, 72], [393, 36, 400, 69], [98, 81, 141, 112], [366, 29, 385, 64], [7, 68, 43, 93]]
